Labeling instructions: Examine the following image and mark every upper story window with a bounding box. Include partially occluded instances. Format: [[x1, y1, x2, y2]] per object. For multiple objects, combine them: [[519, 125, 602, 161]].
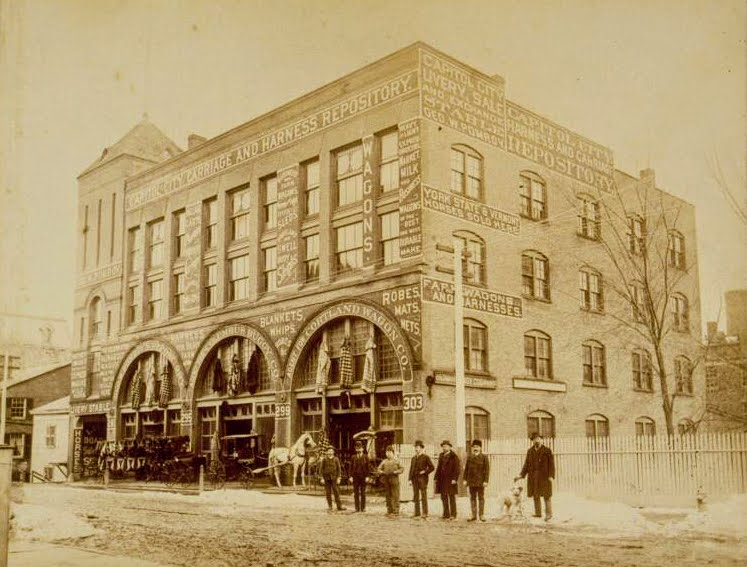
[[450, 145, 482, 200], [463, 318, 487, 372], [674, 355, 693, 395], [677, 418, 695, 435], [204, 198, 218, 250], [173, 209, 186, 259], [627, 215, 646, 255], [668, 230, 685, 269], [336, 144, 364, 206], [579, 268, 603, 312], [230, 188, 251, 241], [527, 410, 555, 439], [229, 255, 250, 301], [148, 219, 164, 268], [304, 234, 320, 282], [585, 414, 609, 438], [524, 330, 552, 379], [455, 232, 485, 285], [204, 264, 217, 307], [630, 281, 646, 323], [465, 406, 490, 442], [522, 251, 550, 301], [9, 398, 27, 420], [577, 194, 600, 239], [379, 130, 399, 193], [582, 340, 606, 386], [519, 171, 547, 221], [127, 284, 139, 325], [128, 227, 142, 272], [380, 211, 400, 266], [263, 246, 277, 293], [632, 349, 654, 391], [147, 279, 163, 321], [335, 222, 363, 274], [89, 296, 102, 339], [173, 273, 184, 315], [669, 293, 689, 333], [46, 424, 57, 448], [263, 176, 278, 230], [87, 351, 101, 395], [0, 356, 21, 381], [304, 159, 320, 216], [635, 416, 656, 436]]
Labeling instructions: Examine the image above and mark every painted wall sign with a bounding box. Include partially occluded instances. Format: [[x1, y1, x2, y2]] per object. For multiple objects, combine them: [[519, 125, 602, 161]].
[[378, 284, 421, 362], [72, 400, 111, 416], [422, 185, 520, 235], [419, 48, 506, 150], [506, 102, 615, 194], [361, 136, 376, 266], [257, 309, 304, 359], [126, 70, 419, 210], [398, 119, 422, 258], [276, 165, 300, 288], [402, 392, 425, 412], [180, 202, 203, 311], [421, 276, 523, 318], [76, 262, 122, 288], [72, 427, 83, 475]]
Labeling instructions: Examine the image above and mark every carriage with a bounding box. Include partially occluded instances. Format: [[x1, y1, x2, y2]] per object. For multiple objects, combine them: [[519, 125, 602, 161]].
[[350, 428, 396, 486], [206, 432, 271, 489]]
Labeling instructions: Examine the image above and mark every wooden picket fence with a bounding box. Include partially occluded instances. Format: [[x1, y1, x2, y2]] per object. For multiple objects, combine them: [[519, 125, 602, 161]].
[[395, 431, 747, 507]]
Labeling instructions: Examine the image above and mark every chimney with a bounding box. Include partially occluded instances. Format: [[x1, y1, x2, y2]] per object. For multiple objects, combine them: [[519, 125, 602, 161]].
[[639, 168, 655, 188], [188, 134, 207, 149], [706, 321, 718, 342]]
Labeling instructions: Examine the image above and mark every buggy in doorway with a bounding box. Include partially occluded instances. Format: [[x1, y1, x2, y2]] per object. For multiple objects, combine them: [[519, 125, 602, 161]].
[[350, 428, 396, 487], [208, 432, 270, 489]]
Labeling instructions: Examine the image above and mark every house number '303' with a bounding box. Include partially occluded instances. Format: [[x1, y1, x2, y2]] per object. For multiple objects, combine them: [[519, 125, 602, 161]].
[[402, 393, 424, 412]]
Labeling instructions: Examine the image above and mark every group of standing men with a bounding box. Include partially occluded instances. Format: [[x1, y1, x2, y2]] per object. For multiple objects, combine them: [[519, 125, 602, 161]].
[[318, 432, 555, 522]]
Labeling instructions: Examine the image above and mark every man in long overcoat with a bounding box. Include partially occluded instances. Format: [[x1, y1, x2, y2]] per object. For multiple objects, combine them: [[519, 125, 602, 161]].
[[463, 439, 489, 522], [408, 440, 435, 519], [516, 432, 555, 521], [434, 440, 460, 519], [349, 440, 370, 512]]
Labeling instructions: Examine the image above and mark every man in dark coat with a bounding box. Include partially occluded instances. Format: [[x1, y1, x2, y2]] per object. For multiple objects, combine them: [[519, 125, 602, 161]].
[[516, 432, 555, 521], [319, 447, 346, 511], [463, 439, 490, 522], [434, 440, 460, 519], [408, 440, 435, 519], [349, 440, 370, 512]]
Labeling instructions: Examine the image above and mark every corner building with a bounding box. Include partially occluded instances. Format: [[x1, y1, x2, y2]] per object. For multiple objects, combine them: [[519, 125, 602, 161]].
[[70, 43, 703, 473]]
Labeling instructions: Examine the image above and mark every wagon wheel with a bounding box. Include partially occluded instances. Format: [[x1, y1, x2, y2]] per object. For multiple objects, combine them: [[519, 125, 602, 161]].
[[239, 466, 254, 490], [177, 466, 195, 488], [208, 460, 226, 490], [162, 462, 177, 487]]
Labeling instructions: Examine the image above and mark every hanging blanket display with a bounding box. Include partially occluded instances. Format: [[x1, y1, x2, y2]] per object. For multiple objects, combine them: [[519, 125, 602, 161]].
[[228, 353, 241, 397], [145, 357, 157, 406], [315, 332, 331, 395], [361, 335, 377, 393], [245, 344, 259, 395], [131, 365, 143, 410], [159, 364, 171, 408], [339, 337, 354, 389], [212, 358, 224, 394]]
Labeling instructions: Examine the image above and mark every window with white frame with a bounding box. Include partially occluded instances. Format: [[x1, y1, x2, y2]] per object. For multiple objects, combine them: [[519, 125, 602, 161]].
[[229, 255, 250, 301], [450, 146, 482, 200], [519, 171, 547, 221], [304, 234, 319, 282], [527, 410, 554, 439], [380, 211, 400, 266], [379, 130, 399, 193], [455, 232, 485, 285], [465, 406, 490, 442], [263, 246, 277, 292], [463, 319, 487, 372], [90, 296, 103, 339], [173, 209, 186, 258], [668, 230, 685, 269], [263, 176, 278, 230], [635, 417, 656, 436], [336, 222, 363, 273], [230, 188, 250, 241], [304, 159, 320, 216], [127, 284, 139, 325], [677, 418, 695, 435], [45, 424, 57, 448], [582, 340, 606, 386], [670, 294, 689, 333], [148, 219, 164, 268], [204, 198, 218, 249], [173, 272, 185, 315], [524, 330, 552, 379], [675, 356, 693, 395], [336, 144, 364, 206], [147, 279, 163, 320], [128, 227, 142, 272], [579, 268, 603, 312], [9, 398, 27, 419], [585, 414, 609, 438], [577, 195, 600, 239], [204, 264, 217, 307], [87, 351, 100, 395], [627, 215, 645, 255], [632, 349, 654, 391], [522, 251, 550, 300], [630, 282, 646, 323], [0, 356, 20, 382], [7, 433, 25, 457]]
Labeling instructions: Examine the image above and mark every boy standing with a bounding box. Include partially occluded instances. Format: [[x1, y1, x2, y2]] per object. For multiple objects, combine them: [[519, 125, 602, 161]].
[[408, 440, 434, 519], [377, 445, 404, 515], [463, 439, 490, 522], [349, 440, 370, 512], [319, 447, 346, 512]]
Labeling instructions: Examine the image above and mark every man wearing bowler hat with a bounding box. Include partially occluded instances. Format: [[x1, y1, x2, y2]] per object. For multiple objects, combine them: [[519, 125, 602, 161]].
[[408, 440, 435, 519], [349, 440, 370, 512], [516, 432, 555, 521], [463, 439, 490, 522], [434, 439, 460, 519]]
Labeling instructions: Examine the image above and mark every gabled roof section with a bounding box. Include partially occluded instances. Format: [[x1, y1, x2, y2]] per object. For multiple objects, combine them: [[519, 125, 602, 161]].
[[5, 361, 71, 389], [30, 395, 70, 415], [79, 114, 182, 177]]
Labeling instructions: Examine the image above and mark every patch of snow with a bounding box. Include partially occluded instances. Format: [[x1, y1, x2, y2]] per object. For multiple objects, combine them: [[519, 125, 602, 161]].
[[11, 502, 99, 542], [666, 494, 747, 539]]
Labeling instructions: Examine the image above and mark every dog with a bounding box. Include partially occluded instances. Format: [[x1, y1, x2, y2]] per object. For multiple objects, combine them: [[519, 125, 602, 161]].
[[497, 482, 525, 520]]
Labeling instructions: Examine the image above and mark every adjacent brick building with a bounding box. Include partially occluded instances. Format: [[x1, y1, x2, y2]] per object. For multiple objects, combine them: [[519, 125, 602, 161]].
[[70, 43, 704, 476]]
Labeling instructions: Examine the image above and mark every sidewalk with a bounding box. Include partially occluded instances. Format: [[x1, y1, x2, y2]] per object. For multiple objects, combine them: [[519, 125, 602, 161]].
[[9, 541, 171, 567]]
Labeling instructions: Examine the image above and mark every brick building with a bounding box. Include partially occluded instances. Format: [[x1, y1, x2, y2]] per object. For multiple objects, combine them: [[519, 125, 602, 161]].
[[70, 43, 704, 475], [704, 290, 747, 431]]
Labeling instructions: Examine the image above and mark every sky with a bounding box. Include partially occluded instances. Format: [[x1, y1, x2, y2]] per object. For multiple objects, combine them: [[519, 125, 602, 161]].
[[0, 0, 744, 335]]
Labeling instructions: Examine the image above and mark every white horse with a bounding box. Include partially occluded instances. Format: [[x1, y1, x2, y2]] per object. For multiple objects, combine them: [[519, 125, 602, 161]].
[[268, 432, 318, 488]]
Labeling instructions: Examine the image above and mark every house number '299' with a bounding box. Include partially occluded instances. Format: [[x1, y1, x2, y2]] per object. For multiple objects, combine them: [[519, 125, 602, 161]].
[[402, 393, 424, 412]]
